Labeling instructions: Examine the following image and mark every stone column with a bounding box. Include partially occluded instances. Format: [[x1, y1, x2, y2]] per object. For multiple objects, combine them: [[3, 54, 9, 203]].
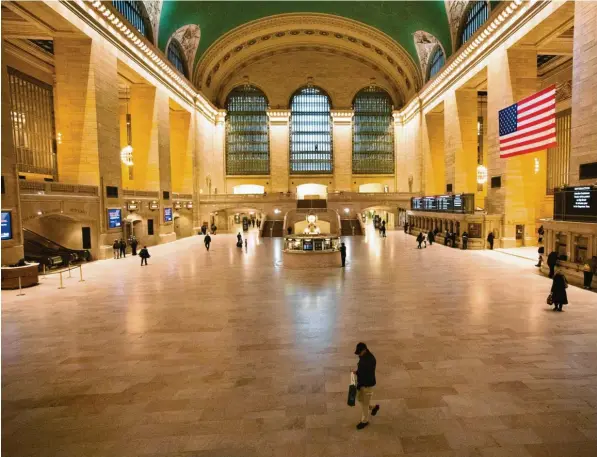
[[213, 110, 226, 195], [569, 1, 597, 185], [267, 110, 291, 193], [330, 110, 353, 191], [486, 47, 545, 248], [156, 87, 175, 243], [54, 37, 121, 258], [444, 89, 478, 194], [1, 48, 24, 263]]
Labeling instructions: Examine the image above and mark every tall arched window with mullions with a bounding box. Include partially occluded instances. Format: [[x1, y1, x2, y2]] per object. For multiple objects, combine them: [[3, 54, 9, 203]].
[[459, 1, 490, 48], [352, 87, 394, 175], [427, 46, 445, 80], [225, 85, 270, 175], [290, 86, 333, 174], [167, 39, 188, 77], [112, 1, 153, 42]]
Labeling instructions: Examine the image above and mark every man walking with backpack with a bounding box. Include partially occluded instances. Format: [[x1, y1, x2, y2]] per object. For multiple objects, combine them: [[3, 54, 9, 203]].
[[353, 342, 380, 430]]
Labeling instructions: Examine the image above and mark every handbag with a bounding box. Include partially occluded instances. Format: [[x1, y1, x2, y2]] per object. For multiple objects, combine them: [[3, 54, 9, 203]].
[[347, 372, 357, 407], [546, 293, 553, 305]]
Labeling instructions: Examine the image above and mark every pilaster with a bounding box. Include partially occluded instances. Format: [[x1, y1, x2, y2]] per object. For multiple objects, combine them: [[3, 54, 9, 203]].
[[569, 2, 597, 185], [267, 109, 291, 193], [331, 110, 353, 191], [1, 47, 24, 263]]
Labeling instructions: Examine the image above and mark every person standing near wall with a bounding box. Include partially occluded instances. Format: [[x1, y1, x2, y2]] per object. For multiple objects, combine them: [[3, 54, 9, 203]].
[[582, 256, 596, 290], [112, 239, 120, 259], [487, 231, 495, 250], [130, 237, 138, 256], [547, 251, 558, 278], [119, 239, 126, 258]]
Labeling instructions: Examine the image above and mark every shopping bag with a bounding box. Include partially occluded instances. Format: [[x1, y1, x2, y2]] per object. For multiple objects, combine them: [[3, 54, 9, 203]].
[[546, 293, 553, 305], [347, 372, 357, 407]]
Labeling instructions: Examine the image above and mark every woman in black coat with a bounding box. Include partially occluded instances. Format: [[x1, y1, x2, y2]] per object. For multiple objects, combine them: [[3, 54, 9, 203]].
[[550, 270, 568, 312]]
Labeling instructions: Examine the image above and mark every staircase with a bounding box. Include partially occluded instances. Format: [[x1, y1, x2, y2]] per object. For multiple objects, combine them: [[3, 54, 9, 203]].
[[261, 220, 284, 237], [340, 219, 363, 236]]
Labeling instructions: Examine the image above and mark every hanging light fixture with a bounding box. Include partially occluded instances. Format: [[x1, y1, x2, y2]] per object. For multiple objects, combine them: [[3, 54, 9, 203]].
[[120, 87, 134, 166], [476, 164, 487, 184]]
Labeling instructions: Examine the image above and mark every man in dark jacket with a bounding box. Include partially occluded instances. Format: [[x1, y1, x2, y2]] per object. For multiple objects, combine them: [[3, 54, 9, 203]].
[[119, 239, 126, 258], [339, 242, 347, 267], [547, 251, 558, 278], [354, 342, 380, 430], [204, 234, 212, 251]]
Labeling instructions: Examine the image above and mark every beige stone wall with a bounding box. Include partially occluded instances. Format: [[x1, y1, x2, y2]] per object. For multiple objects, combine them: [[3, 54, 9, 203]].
[[170, 109, 194, 194], [423, 111, 445, 195], [267, 110, 290, 193], [396, 113, 422, 193], [569, 1, 597, 186]]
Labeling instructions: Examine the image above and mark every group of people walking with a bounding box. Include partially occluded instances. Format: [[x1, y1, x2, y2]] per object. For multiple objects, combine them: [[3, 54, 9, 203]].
[[413, 228, 468, 250], [112, 237, 150, 266]]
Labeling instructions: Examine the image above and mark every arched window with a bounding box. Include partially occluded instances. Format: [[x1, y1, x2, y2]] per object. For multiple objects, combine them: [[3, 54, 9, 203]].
[[428, 46, 445, 80], [167, 39, 187, 77], [352, 87, 394, 175], [290, 86, 333, 174], [112, 1, 153, 42], [459, 1, 489, 47], [225, 85, 269, 175]]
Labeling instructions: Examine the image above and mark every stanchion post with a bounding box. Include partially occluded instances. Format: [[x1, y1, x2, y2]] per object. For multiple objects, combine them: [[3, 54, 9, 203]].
[[42, 263, 46, 278], [58, 271, 65, 289], [17, 276, 25, 296], [68, 263, 72, 278], [79, 265, 85, 282]]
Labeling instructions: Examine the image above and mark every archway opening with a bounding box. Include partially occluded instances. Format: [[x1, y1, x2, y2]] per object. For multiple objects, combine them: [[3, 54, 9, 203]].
[[233, 184, 265, 195], [296, 183, 327, 200]]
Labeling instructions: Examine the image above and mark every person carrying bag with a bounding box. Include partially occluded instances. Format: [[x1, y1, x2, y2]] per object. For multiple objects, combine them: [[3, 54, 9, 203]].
[[347, 372, 357, 407]]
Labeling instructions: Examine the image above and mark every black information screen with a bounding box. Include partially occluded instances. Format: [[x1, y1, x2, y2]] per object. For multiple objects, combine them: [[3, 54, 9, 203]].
[[437, 195, 453, 212], [423, 196, 437, 211], [411, 198, 423, 210], [557, 186, 597, 222]]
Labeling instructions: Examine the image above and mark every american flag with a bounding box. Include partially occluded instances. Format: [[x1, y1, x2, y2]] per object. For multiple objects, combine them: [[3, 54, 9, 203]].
[[499, 85, 557, 158]]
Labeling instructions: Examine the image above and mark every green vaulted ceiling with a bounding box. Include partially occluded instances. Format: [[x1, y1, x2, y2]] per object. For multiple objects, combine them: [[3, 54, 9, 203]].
[[158, 1, 452, 65]]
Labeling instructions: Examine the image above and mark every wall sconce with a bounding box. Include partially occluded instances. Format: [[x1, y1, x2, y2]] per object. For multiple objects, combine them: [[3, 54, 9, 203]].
[[534, 158, 540, 174], [274, 208, 281, 214], [344, 208, 350, 214]]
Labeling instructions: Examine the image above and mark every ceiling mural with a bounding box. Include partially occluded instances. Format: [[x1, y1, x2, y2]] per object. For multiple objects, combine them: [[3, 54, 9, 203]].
[[158, 1, 452, 64], [413, 31, 444, 82], [142, 0, 163, 45], [444, 0, 470, 52], [168, 24, 201, 79]]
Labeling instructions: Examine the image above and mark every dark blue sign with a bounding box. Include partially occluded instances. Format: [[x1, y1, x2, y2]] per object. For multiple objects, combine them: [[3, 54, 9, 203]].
[[107, 208, 122, 229], [1, 211, 12, 240], [164, 207, 173, 222]]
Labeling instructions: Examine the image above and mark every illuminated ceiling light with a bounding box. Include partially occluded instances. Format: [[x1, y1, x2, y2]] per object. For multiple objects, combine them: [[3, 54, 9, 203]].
[[92, 1, 101, 7], [344, 208, 350, 214], [476, 165, 488, 184], [514, 0, 523, 5], [120, 145, 134, 166], [274, 208, 281, 214]]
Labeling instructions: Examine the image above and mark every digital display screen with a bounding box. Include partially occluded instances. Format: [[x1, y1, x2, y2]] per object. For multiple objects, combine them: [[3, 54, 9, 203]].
[[423, 196, 437, 211], [1, 211, 12, 241], [164, 207, 173, 222], [410, 194, 472, 214], [437, 195, 453, 212], [303, 239, 313, 251], [107, 208, 122, 229]]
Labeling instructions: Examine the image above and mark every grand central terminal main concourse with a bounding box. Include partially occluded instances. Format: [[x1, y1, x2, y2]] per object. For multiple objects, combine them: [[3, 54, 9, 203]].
[[2, 1, 597, 456]]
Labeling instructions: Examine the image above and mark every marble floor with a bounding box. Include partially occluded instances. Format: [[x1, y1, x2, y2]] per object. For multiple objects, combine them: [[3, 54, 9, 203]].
[[2, 230, 597, 457]]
